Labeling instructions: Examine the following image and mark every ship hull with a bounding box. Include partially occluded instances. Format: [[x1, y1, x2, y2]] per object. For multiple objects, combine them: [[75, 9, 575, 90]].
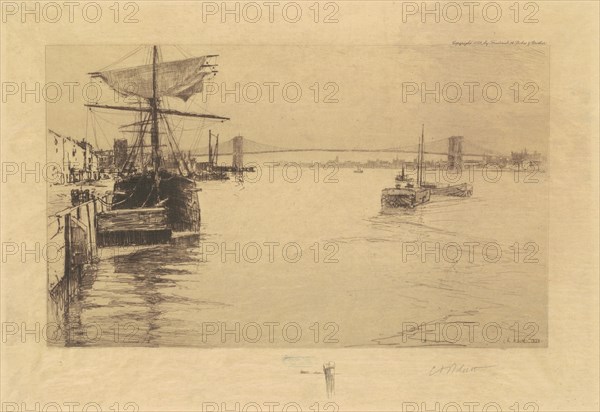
[[429, 183, 473, 197], [97, 170, 200, 246], [381, 187, 431, 209], [193, 171, 230, 181]]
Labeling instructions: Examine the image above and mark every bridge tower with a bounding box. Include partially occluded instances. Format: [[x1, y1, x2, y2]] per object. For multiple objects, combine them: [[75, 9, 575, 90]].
[[232, 135, 244, 170], [448, 136, 463, 170]]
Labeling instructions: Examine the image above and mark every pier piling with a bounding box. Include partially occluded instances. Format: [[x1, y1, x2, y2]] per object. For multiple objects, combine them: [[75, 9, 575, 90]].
[[48, 195, 111, 323]]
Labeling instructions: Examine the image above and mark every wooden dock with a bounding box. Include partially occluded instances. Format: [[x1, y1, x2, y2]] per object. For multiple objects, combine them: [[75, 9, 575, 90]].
[[47, 195, 111, 323], [96, 207, 171, 246]]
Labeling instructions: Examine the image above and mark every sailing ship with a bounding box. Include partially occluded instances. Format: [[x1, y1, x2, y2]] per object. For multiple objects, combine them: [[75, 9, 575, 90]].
[[193, 130, 230, 181], [354, 165, 364, 173], [90, 46, 229, 246], [381, 125, 431, 209]]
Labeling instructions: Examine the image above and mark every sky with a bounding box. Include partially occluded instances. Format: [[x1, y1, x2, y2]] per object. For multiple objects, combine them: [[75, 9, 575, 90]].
[[46, 44, 549, 155]]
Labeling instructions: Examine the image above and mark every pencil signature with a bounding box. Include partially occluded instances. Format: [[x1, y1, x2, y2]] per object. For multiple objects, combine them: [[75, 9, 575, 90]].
[[429, 363, 496, 376]]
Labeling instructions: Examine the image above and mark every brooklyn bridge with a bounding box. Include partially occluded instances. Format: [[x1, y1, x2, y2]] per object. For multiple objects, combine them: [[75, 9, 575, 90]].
[[191, 135, 499, 169]]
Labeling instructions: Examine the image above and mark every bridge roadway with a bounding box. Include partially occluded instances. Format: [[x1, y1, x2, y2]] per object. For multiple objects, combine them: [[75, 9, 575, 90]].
[[191, 148, 485, 157]]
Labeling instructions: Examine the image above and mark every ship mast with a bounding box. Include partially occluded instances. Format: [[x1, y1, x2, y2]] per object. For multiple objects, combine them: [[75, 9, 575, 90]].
[[418, 124, 425, 186], [150, 45, 160, 173], [416, 143, 420, 186], [208, 130, 213, 167], [214, 134, 219, 166], [86, 45, 231, 176]]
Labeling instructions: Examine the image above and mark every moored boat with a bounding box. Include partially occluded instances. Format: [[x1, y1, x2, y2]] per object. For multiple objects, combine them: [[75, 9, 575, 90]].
[[89, 45, 229, 246], [430, 182, 473, 197]]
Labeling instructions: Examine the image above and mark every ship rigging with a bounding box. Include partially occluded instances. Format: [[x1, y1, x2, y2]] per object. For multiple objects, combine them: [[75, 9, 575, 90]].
[[87, 45, 230, 246]]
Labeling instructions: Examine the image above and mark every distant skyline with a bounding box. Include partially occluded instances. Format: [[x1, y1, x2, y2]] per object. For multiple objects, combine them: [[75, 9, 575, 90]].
[[46, 44, 550, 155]]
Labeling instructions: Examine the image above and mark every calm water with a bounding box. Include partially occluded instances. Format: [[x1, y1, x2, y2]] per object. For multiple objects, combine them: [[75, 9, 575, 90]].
[[50, 165, 548, 347]]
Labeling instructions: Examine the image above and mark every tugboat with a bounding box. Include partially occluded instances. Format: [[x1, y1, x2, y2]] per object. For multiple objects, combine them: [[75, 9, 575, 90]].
[[381, 125, 431, 209], [89, 45, 230, 246]]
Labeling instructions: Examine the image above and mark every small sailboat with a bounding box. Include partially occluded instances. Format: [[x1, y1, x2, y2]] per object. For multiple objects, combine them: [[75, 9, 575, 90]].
[[381, 125, 431, 208], [193, 130, 230, 181], [89, 45, 230, 246], [354, 165, 364, 173]]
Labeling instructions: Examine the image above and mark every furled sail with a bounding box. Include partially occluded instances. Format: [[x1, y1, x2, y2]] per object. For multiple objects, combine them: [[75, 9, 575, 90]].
[[92, 56, 212, 101]]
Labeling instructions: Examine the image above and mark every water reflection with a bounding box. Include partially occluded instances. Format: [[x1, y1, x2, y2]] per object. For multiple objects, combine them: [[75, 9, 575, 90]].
[[50, 169, 547, 348]]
